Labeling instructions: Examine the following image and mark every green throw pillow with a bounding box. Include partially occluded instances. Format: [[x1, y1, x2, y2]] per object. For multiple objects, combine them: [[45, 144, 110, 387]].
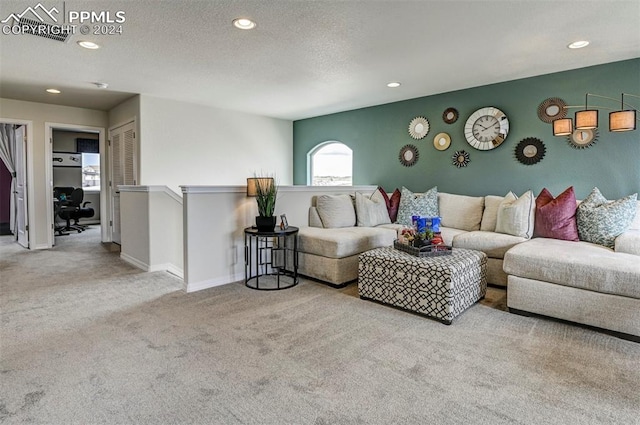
[[396, 186, 439, 226], [576, 187, 638, 248]]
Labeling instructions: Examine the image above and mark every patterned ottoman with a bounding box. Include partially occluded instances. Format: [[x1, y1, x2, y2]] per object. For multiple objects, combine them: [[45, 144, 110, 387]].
[[358, 247, 487, 324]]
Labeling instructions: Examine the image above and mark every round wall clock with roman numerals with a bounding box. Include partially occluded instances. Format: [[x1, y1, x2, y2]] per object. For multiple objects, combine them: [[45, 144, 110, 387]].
[[464, 107, 510, 150]]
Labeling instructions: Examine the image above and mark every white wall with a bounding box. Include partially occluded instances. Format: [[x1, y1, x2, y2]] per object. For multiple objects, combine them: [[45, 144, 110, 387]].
[[138, 96, 293, 194], [181, 185, 376, 292], [0, 98, 108, 249], [120, 186, 183, 278]]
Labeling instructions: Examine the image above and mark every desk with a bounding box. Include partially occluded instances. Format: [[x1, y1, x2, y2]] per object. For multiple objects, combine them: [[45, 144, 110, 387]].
[[244, 226, 299, 290]]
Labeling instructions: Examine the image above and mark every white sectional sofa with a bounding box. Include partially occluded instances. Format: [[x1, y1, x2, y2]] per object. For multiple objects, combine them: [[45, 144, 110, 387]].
[[295, 189, 640, 341], [297, 191, 527, 287]]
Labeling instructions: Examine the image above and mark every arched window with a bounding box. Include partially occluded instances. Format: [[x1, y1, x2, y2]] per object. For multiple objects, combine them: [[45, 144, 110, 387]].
[[308, 142, 352, 186]]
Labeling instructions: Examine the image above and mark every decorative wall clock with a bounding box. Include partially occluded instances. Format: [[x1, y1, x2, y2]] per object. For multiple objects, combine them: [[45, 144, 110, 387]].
[[433, 132, 451, 151], [464, 107, 510, 150], [399, 144, 419, 166], [567, 128, 598, 149], [408, 116, 430, 139], [443, 107, 459, 124], [452, 150, 470, 168], [515, 137, 546, 165], [537, 97, 567, 123]]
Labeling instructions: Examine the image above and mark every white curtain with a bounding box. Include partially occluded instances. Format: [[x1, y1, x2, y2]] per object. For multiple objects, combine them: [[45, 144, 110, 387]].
[[0, 124, 17, 237]]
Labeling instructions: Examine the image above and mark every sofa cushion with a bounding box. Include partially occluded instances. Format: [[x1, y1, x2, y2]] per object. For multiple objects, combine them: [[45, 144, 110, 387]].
[[615, 229, 640, 257], [480, 195, 504, 232], [438, 192, 484, 231], [308, 206, 324, 228], [452, 231, 526, 259], [378, 187, 401, 223], [440, 226, 467, 246], [396, 186, 438, 226], [297, 226, 396, 259], [355, 190, 391, 227], [577, 188, 638, 248], [495, 191, 535, 239], [503, 237, 640, 299], [534, 187, 579, 241], [316, 194, 356, 228]]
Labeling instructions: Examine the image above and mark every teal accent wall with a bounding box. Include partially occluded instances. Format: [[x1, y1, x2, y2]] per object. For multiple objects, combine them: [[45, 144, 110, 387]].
[[293, 59, 640, 199]]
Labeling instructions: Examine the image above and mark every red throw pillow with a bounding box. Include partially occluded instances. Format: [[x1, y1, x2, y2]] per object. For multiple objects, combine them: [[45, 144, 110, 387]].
[[378, 187, 401, 223], [534, 187, 579, 241]]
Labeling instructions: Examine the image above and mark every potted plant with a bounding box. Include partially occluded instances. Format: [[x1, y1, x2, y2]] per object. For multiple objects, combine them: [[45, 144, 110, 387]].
[[252, 175, 278, 231]]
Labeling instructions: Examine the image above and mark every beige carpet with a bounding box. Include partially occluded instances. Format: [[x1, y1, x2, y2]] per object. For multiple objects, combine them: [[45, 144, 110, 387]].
[[1, 228, 639, 424]]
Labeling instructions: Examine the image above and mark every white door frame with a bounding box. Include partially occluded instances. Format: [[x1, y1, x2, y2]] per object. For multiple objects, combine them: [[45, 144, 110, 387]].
[[45, 122, 108, 248], [0, 118, 34, 249]]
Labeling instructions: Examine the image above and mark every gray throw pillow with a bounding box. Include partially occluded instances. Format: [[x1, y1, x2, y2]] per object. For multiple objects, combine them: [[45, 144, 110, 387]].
[[396, 186, 438, 226], [355, 190, 391, 227], [576, 187, 638, 248], [316, 194, 356, 228]]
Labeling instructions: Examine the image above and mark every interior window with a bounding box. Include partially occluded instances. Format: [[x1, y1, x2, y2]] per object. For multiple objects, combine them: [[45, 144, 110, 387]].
[[309, 142, 352, 186]]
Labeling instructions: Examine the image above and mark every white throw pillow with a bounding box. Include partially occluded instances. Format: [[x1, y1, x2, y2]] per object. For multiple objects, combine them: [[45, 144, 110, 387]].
[[480, 195, 505, 232], [355, 190, 391, 227], [495, 191, 535, 238], [438, 192, 484, 231], [316, 194, 356, 228]]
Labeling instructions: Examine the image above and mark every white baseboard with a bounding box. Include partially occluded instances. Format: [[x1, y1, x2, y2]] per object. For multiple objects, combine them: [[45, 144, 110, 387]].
[[32, 243, 50, 250], [149, 263, 184, 279], [121, 253, 184, 280], [120, 252, 150, 271], [185, 272, 244, 293]]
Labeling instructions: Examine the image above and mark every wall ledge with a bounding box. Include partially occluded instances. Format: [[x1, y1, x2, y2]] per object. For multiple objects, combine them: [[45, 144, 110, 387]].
[[180, 185, 378, 194], [119, 185, 182, 203]]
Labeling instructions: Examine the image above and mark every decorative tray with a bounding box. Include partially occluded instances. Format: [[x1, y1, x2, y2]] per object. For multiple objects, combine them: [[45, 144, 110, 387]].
[[393, 240, 452, 257]]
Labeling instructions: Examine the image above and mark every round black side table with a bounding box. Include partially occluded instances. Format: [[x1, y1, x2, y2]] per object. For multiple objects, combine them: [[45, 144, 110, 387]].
[[244, 226, 299, 290]]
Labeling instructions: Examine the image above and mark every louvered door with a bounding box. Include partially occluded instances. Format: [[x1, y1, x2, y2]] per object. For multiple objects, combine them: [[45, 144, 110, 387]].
[[109, 121, 136, 244]]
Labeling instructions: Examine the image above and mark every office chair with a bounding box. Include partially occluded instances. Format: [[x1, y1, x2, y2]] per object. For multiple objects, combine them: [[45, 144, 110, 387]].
[[54, 187, 77, 235], [68, 188, 94, 230], [54, 187, 94, 234]]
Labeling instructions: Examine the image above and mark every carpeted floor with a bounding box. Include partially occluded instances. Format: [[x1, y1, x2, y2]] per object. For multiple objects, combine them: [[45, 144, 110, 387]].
[[1, 228, 639, 424]]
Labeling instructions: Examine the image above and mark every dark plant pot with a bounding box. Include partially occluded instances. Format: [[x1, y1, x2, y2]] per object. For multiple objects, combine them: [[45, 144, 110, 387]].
[[256, 216, 276, 232], [413, 239, 427, 248]]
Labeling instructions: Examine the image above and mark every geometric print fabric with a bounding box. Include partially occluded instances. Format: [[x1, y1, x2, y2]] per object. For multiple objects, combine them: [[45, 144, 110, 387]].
[[358, 247, 487, 324]]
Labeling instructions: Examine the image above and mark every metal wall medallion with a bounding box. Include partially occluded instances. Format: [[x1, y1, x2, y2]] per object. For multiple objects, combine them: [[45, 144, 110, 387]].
[[537, 97, 567, 123], [408, 116, 430, 139], [433, 132, 451, 151], [515, 137, 546, 165], [452, 150, 470, 168], [443, 107, 459, 124], [567, 128, 598, 149], [399, 144, 419, 166]]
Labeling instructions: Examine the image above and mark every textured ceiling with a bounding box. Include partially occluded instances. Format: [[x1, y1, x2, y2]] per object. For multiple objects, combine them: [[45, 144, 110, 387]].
[[1, 0, 639, 120]]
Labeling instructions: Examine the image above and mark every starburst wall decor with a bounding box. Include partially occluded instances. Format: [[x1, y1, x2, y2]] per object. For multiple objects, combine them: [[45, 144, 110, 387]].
[[452, 150, 470, 168]]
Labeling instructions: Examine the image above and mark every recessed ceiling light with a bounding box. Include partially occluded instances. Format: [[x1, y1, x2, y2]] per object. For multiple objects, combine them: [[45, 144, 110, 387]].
[[568, 40, 589, 49], [387, 82, 401, 88], [233, 18, 256, 30], [77, 40, 100, 49], [93, 82, 109, 89], [46, 88, 61, 94]]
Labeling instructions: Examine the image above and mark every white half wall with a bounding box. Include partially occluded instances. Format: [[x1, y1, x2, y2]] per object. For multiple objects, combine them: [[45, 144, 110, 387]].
[[138, 96, 293, 194], [120, 185, 183, 279], [181, 185, 376, 292]]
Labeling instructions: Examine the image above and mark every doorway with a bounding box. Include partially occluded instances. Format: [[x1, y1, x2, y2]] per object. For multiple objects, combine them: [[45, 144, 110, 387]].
[[0, 120, 33, 249], [45, 123, 107, 248]]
